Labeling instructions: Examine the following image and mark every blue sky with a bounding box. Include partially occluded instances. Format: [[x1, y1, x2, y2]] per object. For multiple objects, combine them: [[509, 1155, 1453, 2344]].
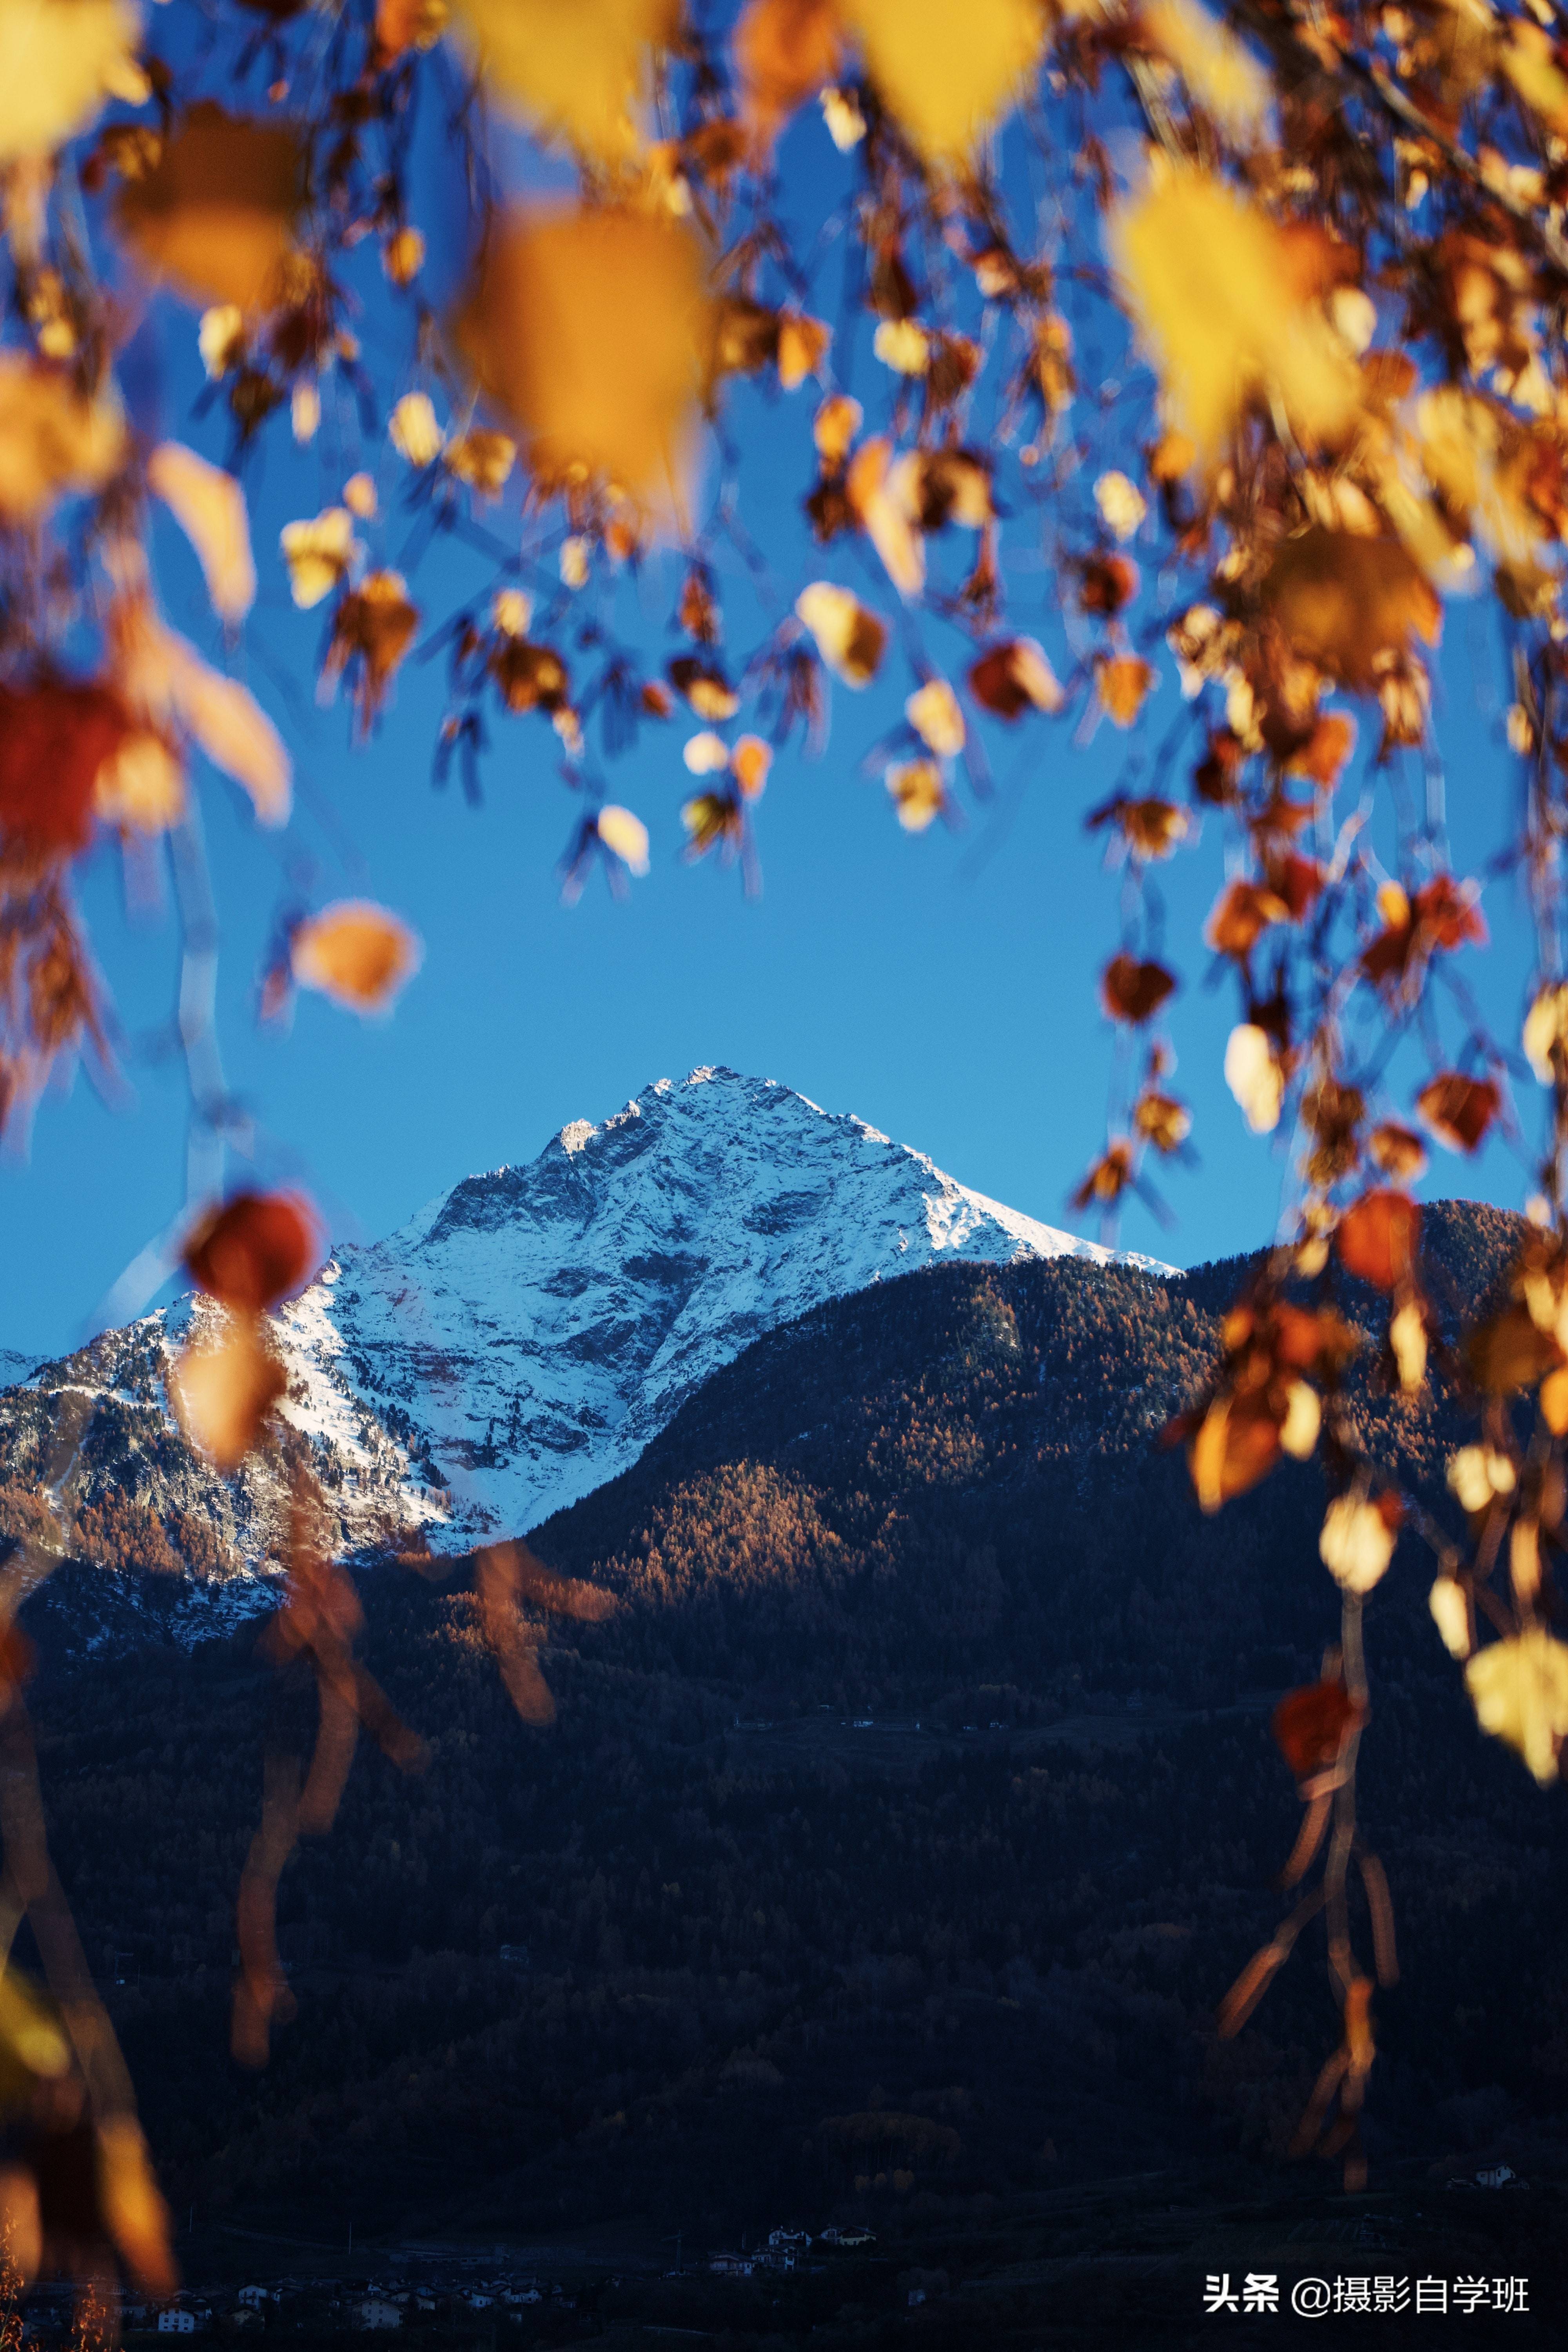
[[0, 53, 1546, 1356]]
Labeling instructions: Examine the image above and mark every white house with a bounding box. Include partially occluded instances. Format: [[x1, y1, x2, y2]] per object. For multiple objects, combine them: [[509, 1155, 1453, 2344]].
[[355, 2301, 401, 2331], [158, 2314, 196, 2336]]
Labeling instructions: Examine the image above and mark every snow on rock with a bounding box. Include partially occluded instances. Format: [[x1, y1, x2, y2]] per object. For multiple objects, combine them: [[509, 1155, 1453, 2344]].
[[0, 1069, 1169, 1633]]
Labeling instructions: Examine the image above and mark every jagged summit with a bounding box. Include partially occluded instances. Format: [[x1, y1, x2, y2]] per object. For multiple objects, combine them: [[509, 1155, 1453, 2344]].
[[0, 1069, 1167, 1634]]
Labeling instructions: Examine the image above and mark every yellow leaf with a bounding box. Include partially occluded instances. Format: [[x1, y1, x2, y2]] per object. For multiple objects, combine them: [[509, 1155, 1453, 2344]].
[[1109, 161, 1362, 459], [113, 602, 291, 824], [454, 204, 710, 527], [383, 225, 425, 286], [0, 352, 123, 523], [1319, 1494, 1396, 1593], [1429, 1575, 1470, 1660], [291, 900, 421, 1013], [1142, 0, 1271, 136], [445, 428, 517, 493], [886, 757, 946, 832], [148, 441, 256, 623], [795, 581, 887, 685], [682, 730, 730, 773], [1096, 654, 1155, 728], [777, 311, 831, 390], [906, 677, 965, 756], [813, 392, 862, 466], [93, 731, 185, 833], [596, 803, 650, 873], [1524, 981, 1568, 1082], [1466, 1628, 1568, 1784], [872, 319, 929, 376], [116, 103, 305, 311], [0, 0, 144, 165], [840, 0, 1044, 163], [449, 0, 675, 157], [389, 390, 445, 467], [198, 304, 244, 380], [279, 506, 359, 609], [1224, 1022, 1283, 1133], [846, 437, 924, 597], [1094, 469, 1146, 541], [343, 472, 377, 520], [171, 1314, 285, 1470]]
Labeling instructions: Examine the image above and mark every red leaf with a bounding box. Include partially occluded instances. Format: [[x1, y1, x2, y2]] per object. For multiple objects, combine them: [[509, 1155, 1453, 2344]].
[[1272, 1680, 1362, 1781], [183, 1190, 323, 1314]]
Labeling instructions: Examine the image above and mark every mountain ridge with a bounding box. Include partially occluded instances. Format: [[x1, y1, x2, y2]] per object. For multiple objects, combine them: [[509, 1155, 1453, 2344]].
[[0, 1069, 1164, 1643]]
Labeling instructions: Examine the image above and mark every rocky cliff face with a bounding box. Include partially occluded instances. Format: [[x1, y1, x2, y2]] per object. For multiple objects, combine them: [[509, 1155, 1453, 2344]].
[[0, 1068, 1163, 1640]]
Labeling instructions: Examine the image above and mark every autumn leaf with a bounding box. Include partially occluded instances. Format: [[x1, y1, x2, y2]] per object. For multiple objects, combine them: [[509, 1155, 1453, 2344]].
[[1335, 1191, 1421, 1292], [733, 0, 843, 149], [322, 572, 420, 732], [114, 611, 291, 824], [93, 731, 185, 834], [906, 678, 965, 757], [968, 638, 1062, 718], [1416, 1071, 1500, 1153], [1261, 530, 1441, 691], [1319, 1491, 1400, 1594], [183, 1189, 323, 1312], [1225, 1023, 1285, 1132], [1096, 655, 1156, 728], [148, 443, 256, 624], [0, 0, 145, 164], [0, 679, 129, 859], [840, 0, 1044, 164], [846, 437, 925, 597], [1143, 0, 1271, 136], [115, 104, 305, 310], [795, 582, 887, 685], [171, 1316, 287, 1471], [777, 312, 832, 390], [450, 0, 675, 158], [1189, 1391, 1281, 1511], [0, 354, 123, 523], [445, 429, 517, 494], [886, 759, 947, 832], [1133, 1090, 1191, 1152], [1205, 878, 1291, 959], [454, 205, 710, 526], [389, 391, 445, 467], [95, 2114, 176, 2299], [1272, 1680, 1362, 1783], [280, 508, 360, 609], [731, 737, 772, 800], [597, 804, 650, 873], [1467, 1303, 1564, 1394], [1101, 954, 1176, 1025], [1465, 1630, 1568, 1786], [1109, 162, 1361, 459], [291, 902, 422, 1015]]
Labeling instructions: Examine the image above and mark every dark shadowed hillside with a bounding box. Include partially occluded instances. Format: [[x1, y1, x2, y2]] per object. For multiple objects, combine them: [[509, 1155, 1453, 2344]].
[[10, 1199, 1568, 2339]]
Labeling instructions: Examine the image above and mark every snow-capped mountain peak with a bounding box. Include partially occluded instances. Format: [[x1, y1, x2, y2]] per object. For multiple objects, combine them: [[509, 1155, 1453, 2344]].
[[0, 1070, 1167, 1632]]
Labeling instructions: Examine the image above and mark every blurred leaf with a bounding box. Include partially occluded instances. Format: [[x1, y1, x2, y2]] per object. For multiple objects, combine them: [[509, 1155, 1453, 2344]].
[[148, 443, 256, 623], [116, 104, 304, 310], [1466, 1630, 1568, 1785], [454, 205, 710, 525], [183, 1189, 323, 1313], [1335, 1190, 1420, 1291], [450, 0, 675, 158], [841, 0, 1043, 163], [291, 902, 421, 1015]]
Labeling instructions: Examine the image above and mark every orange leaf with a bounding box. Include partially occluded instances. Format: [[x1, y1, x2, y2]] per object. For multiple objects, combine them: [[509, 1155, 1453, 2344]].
[[115, 105, 305, 310], [148, 442, 256, 624], [290, 901, 422, 1014], [1335, 1190, 1421, 1292], [454, 204, 710, 526], [1096, 654, 1155, 728]]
